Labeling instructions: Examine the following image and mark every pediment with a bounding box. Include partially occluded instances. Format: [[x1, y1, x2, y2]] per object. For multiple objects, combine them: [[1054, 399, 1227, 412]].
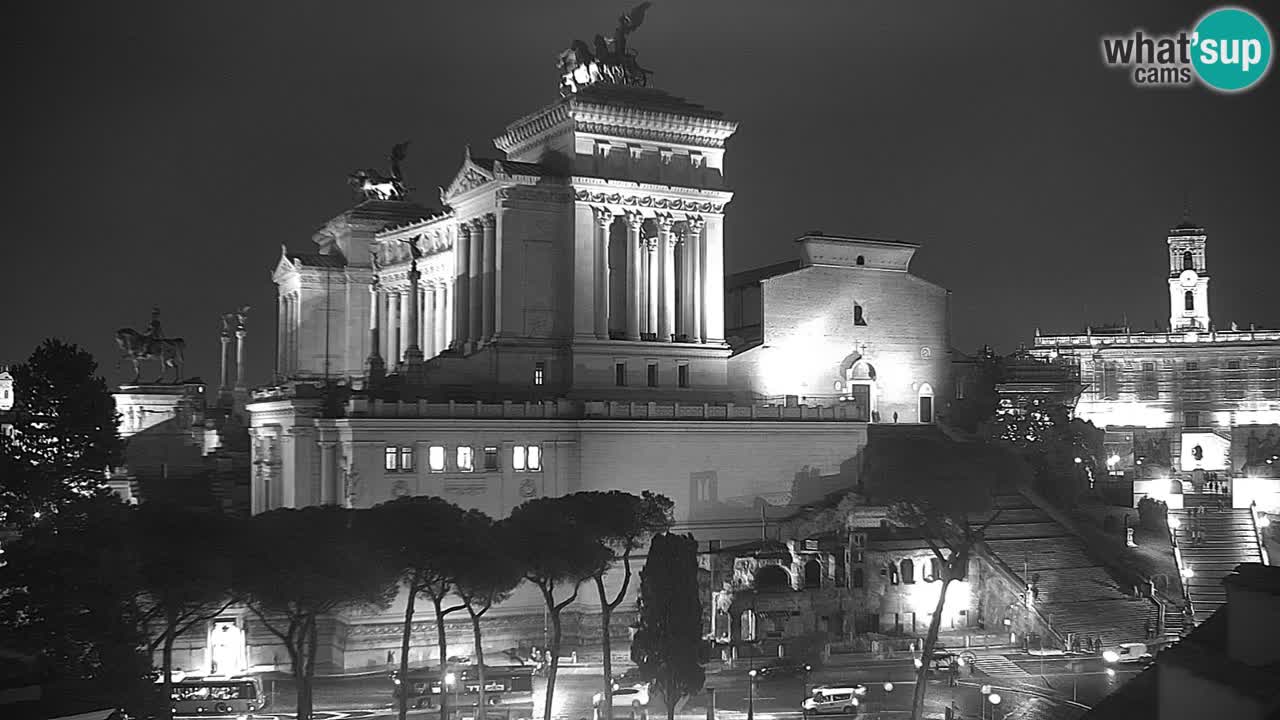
[[272, 245, 298, 282], [442, 148, 495, 203]]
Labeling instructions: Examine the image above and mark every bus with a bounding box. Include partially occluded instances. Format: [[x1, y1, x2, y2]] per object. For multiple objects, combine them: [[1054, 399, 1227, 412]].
[[169, 676, 265, 718], [393, 665, 534, 720]]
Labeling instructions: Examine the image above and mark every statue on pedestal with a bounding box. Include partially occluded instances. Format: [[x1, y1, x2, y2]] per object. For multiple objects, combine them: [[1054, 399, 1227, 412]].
[[115, 308, 186, 384], [559, 2, 654, 95], [348, 141, 411, 201]]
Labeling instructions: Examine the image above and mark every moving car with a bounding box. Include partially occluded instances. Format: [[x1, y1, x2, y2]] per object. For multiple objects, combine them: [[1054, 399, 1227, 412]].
[[1103, 643, 1153, 665], [801, 687, 861, 715], [592, 683, 650, 719]]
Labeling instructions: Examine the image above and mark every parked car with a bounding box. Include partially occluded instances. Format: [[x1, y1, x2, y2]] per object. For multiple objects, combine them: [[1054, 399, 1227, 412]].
[[593, 684, 650, 718], [801, 687, 861, 716], [1103, 643, 1153, 665]]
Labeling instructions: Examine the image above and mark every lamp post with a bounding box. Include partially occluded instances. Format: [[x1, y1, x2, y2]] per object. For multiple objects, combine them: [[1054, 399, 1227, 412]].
[[803, 664, 811, 697], [747, 669, 758, 720]]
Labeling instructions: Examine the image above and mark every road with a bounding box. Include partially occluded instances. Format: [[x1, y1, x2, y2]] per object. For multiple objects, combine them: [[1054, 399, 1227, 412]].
[[251, 654, 1147, 720]]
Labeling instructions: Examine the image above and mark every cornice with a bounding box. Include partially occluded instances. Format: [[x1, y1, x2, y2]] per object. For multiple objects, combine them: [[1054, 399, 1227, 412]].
[[571, 184, 731, 216], [494, 102, 573, 155], [567, 98, 738, 148]]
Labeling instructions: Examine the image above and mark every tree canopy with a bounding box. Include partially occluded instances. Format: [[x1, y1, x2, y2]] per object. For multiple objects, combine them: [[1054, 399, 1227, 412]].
[[631, 533, 705, 720]]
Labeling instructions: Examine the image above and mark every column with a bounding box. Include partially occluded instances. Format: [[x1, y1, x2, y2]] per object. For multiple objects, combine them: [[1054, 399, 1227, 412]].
[[368, 282, 383, 364], [405, 268, 422, 361], [688, 218, 705, 344], [658, 216, 677, 342], [678, 226, 691, 340], [235, 329, 247, 390], [399, 288, 413, 363], [422, 285, 435, 358], [220, 331, 231, 389], [381, 290, 392, 361], [288, 293, 298, 373], [276, 294, 286, 376], [593, 207, 613, 339], [443, 283, 453, 350], [703, 215, 726, 343], [469, 219, 483, 347], [646, 238, 659, 337], [319, 441, 337, 505], [454, 224, 470, 350], [625, 212, 642, 341], [388, 291, 401, 364], [481, 214, 496, 343], [432, 284, 445, 355]]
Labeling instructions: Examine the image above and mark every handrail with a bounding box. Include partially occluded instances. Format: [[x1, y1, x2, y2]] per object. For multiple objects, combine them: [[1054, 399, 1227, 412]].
[[1250, 501, 1270, 566], [973, 539, 1067, 649]]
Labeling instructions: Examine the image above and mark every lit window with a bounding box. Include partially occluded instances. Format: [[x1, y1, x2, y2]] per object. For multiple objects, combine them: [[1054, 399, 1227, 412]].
[[385, 447, 398, 471], [534, 362, 545, 386], [484, 447, 499, 471], [678, 364, 690, 388], [428, 446, 445, 472], [511, 445, 543, 472], [399, 447, 414, 471], [457, 446, 474, 472], [615, 362, 627, 386], [527, 444, 542, 471], [513, 446, 527, 471], [647, 363, 658, 387]]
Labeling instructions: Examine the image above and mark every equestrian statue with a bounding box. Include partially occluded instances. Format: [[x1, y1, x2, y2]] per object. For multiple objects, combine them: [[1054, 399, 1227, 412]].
[[115, 307, 186, 384]]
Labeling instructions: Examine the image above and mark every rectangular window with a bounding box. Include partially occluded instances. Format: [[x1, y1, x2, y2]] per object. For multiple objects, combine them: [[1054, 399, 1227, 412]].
[[534, 362, 545, 386], [484, 447, 499, 471], [1142, 362, 1155, 372], [1185, 361, 1199, 371], [398, 446, 414, 472], [1102, 362, 1118, 400], [1184, 412, 1200, 428], [678, 364, 690, 388], [615, 362, 627, 386], [456, 446, 474, 472], [647, 362, 659, 387], [513, 445, 527, 471], [955, 382, 966, 400], [385, 447, 398, 471], [428, 445, 446, 472], [527, 444, 542, 471], [1139, 362, 1158, 401]]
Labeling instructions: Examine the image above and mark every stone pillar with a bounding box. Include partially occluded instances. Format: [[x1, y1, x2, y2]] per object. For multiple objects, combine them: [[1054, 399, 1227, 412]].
[[481, 214, 497, 343], [468, 219, 483, 347], [594, 207, 613, 339], [658, 216, 677, 342], [703, 215, 726, 343], [443, 282, 453, 350], [688, 217, 706, 344], [625, 212, 642, 341], [404, 264, 423, 363], [646, 238, 659, 337], [367, 280, 385, 383], [319, 441, 337, 505], [454, 224, 471, 351], [435, 284, 448, 355], [399, 288, 414, 364], [388, 291, 401, 364], [220, 331, 231, 390], [235, 328, 247, 390], [276, 294, 286, 376], [287, 293, 298, 373]]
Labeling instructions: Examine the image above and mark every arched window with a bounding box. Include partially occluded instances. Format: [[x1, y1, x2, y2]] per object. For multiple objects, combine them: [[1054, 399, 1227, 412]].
[[1183, 251, 1194, 271], [856, 255, 865, 266], [755, 565, 790, 592], [900, 559, 916, 584], [803, 559, 822, 589], [854, 305, 867, 326], [929, 557, 942, 582], [1185, 290, 1195, 312]]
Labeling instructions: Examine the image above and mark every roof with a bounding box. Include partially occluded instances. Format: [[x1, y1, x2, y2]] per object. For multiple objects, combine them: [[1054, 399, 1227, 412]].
[[726, 260, 805, 289], [471, 157, 562, 178], [571, 84, 725, 120]]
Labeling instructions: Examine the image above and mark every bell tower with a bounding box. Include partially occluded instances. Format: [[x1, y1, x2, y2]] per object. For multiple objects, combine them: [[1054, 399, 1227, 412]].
[[1167, 215, 1210, 332]]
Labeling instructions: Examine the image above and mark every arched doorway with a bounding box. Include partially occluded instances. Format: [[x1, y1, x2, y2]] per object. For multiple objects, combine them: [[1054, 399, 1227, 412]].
[[838, 354, 877, 421], [755, 564, 791, 591], [917, 382, 935, 423], [803, 558, 822, 588]]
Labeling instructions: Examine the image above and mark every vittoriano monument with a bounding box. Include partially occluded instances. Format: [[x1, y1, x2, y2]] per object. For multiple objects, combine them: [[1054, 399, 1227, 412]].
[[558, 1, 653, 95], [348, 141, 411, 201], [115, 307, 187, 384]]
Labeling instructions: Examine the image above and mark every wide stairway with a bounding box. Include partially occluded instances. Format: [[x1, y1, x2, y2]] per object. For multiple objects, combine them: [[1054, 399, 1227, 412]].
[[978, 494, 1159, 648], [1169, 494, 1264, 624]]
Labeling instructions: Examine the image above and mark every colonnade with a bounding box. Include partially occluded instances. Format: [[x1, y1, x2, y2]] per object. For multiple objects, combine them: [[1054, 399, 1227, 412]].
[[371, 278, 455, 365], [593, 209, 711, 343]]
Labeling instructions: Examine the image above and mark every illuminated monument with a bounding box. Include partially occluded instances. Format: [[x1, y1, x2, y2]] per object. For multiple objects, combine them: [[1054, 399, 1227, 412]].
[[1033, 214, 1280, 513], [241, 6, 953, 670]]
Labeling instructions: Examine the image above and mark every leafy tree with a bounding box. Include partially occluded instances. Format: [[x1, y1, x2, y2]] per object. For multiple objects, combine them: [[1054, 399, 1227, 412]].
[[1, 339, 123, 529], [502, 496, 610, 720], [631, 533, 705, 720], [237, 506, 399, 720], [455, 510, 524, 712], [371, 496, 470, 720], [945, 346, 1001, 434], [573, 491, 674, 720], [135, 502, 240, 720], [861, 431, 1023, 720], [0, 494, 152, 716]]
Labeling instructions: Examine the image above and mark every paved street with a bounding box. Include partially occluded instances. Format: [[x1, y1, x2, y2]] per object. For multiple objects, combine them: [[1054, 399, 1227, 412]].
[[251, 654, 1146, 720]]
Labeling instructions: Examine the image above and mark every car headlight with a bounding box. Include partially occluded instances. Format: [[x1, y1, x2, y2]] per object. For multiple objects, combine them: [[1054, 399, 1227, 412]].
[[1102, 650, 1119, 663]]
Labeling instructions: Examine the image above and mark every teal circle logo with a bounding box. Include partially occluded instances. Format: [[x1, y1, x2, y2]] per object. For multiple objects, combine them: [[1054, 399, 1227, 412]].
[[1192, 7, 1273, 92]]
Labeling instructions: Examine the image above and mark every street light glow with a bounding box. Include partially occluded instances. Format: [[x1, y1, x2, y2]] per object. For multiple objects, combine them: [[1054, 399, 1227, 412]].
[[1103, 650, 1119, 663], [1168, 516, 1181, 529], [883, 682, 894, 692], [444, 672, 457, 686], [988, 693, 1001, 705]]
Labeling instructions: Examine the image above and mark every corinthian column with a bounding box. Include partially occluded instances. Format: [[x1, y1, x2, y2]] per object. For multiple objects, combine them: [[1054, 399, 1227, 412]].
[[687, 217, 706, 344], [404, 262, 422, 363], [453, 224, 469, 351], [468, 219, 483, 347], [235, 327, 247, 390], [593, 207, 613, 339], [219, 328, 231, 390], [646, 238, 659, 337], [481, 214, 496, 343], [388, 290, 401, 363], [625, 212, 643, 341], [658, 216, 677, 342], [367, 276, 385, 382]]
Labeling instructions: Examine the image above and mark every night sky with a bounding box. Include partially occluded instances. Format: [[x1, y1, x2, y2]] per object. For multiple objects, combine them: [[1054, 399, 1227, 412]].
[[4, 1, 1278, 388]]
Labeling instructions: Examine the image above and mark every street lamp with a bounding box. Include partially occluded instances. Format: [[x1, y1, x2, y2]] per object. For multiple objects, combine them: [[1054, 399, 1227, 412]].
[[802, 664, 812, 697], [980, 685, 991, 720], [988, 692, 1001, 720], [747, 669, 758, 720]]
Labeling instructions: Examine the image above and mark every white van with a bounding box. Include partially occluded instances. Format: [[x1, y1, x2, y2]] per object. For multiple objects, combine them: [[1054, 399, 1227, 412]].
[[801, 687, 861, 715], [1103, 643, 1152, 664]]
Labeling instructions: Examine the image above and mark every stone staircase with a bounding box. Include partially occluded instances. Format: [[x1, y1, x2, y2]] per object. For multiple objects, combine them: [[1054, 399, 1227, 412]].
[[978, 494, 1159, 648], [1169, 493, 1264, 624]]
